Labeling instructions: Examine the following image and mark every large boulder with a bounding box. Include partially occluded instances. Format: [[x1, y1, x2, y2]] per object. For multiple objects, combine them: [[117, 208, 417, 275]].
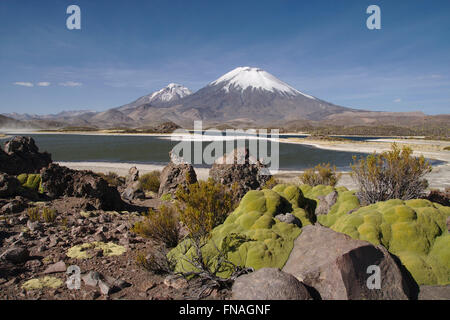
[[40, 163, 125, 211], [282, 224, 418, 300], [0, 173, 20, 198], [232, 268, 313, 300], [209, 148, 271, 201], [0, 136, 52, 175], [121, 166, 145, 200], [158, 159, 197, 197]]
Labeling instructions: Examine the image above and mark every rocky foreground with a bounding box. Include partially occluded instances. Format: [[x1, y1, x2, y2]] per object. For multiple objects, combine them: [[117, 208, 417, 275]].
[[0, 136, 449, 300]]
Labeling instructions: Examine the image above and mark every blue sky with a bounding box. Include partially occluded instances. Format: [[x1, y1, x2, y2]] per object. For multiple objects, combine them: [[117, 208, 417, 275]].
[[0, 0, 449, 115]]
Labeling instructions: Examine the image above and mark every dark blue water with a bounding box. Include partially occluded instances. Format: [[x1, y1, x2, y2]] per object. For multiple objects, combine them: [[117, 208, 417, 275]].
[[1, 134, 442, 171]]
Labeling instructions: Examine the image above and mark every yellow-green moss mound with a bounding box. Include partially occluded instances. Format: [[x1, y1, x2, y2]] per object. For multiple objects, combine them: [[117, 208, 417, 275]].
[[22, 276, 63, 290], [332, 199, 450, 285], [67, 241, 127, 259], [299, 184, 360, 227], [169, 186, 315, 277], [17, 173, 43, 193]]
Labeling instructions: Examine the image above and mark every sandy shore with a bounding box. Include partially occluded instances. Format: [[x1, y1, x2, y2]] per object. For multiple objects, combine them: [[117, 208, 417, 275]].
[[57, 136, 449, 191]]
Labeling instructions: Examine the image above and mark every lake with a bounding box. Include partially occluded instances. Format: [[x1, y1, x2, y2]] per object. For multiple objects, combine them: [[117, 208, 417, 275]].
[[0, 133, 441, 171]]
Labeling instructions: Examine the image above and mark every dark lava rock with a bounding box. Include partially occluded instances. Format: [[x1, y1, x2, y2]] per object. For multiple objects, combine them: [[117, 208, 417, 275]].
[[158, 156, 197, 197], [0, 246, 30, 264], [209, 148, 271, 201], [40, 163, 126, 211], [0, 136, 52, 175], [0, 173, 20, 198]]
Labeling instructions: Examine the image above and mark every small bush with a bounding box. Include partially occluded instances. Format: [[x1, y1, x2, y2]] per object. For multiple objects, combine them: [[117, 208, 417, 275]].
[[350, 144, 432, 204], [27, 207, 40, 222], [262, 176, 278, 189], [139, 171, 161, 193], [135, 251, 174, 274], [175, 178, 236, 239], [132, 205, 179, 248], [299, 163, 341, 187], [17, 174, 43, 193], [98, 172, 123, 187], [161, 193, 173, 202], [42, 207, 57, 223]]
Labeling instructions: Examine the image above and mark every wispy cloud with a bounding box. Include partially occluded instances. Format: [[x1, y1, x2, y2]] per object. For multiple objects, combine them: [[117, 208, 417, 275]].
[[37, 82, 51, 87], [59, 81, 82, 87], [13, 81, 34, 87], [393, 98, 402, 103]]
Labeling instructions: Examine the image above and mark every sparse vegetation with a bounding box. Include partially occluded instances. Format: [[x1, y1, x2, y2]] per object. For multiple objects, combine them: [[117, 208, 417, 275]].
[[98, 172, 123, 187], [42, 207, 57, 223], [135, 250, 174, 274], [139, 170, 161, 193], [262, 176, 278, 189], [300, 163, 341, 187], [27, 207, 41, 222], [132, 205, 180, 248], [27, 206, 57, 223], [350, 144, 432, 204], [175, 178, 236, 239]]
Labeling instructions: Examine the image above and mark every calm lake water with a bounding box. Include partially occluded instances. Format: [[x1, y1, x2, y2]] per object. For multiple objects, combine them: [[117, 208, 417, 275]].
[[0, 134, 441, 171]]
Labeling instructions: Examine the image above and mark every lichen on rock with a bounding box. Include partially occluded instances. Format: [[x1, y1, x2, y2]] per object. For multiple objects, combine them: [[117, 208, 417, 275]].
[[22, 276, 63, 290], [67, 241, 127, 259]]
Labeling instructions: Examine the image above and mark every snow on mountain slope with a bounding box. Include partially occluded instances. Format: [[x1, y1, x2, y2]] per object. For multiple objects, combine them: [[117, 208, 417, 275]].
[[210, 66, 316, 99], [149, 83, 192, 103]]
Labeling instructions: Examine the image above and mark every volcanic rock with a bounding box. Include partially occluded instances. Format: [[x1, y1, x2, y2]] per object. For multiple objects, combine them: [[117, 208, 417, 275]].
[[40, 163, 126, 211], [0, 136, 52, 175], [209, 148, 271, 200], [282, 224, 418, 300], [232, 268, 313, 300]]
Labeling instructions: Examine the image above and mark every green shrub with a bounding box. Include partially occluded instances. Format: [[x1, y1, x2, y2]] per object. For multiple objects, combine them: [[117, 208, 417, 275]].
[[132, 205, 179, 248], [139, 171, 161, 193], [42, 207, 57, 223], [17, 174, 43, 193], [262, 176, 278, 189], [98, 172, 123, 187], [175, 178, 236, 239], [350, 144, 432, 204], [332, 199, 450, 285], [299, 163, 341, 187], [169, 184, 316, 277], [299, 184, 361, 227], [27, 207, 40, 222]]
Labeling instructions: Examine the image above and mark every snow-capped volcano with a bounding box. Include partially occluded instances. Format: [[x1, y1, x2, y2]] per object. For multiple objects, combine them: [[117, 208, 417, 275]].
[[118, 83, 192, 112], [149, 83, 192, 103], [210, 66, 315, 99]]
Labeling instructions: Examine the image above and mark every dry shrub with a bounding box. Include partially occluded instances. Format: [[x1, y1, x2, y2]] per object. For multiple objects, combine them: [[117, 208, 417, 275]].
[[135, 250, 174, 274], [139, 171, 161, 192], [42, 207, 57, 223], [132, 205, 179, 248], [350, 143, 432, 204], [175, 178, 236, 239], [98, 172, 123, 187], [299, 163, 341, 187], [262, 176, 278, 189], [27, 207, 40, 222]]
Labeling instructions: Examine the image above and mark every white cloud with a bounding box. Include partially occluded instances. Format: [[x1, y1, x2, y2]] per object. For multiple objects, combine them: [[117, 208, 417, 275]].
[[59, 81, 82, 87], [393, 98, 402, 103], [37, 82, 51, 87], [13, 82, 34, 87]]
